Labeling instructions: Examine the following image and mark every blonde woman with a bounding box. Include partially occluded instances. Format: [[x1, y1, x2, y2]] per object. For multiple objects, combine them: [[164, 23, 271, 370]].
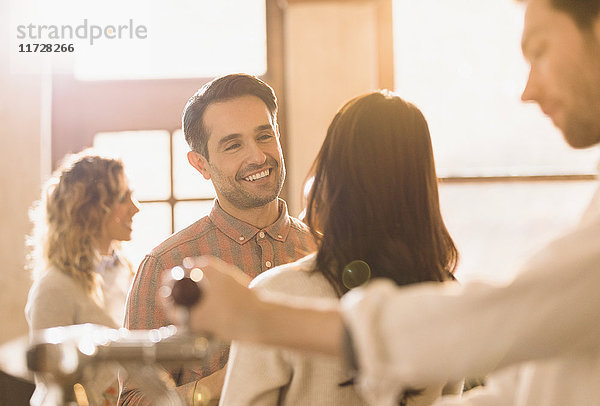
[[25, 150, 139, 404]]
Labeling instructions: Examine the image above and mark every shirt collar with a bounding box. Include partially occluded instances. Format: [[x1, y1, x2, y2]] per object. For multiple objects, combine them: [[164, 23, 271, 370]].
[[209, 198, 291, 245], [95, 251, 121, 275]]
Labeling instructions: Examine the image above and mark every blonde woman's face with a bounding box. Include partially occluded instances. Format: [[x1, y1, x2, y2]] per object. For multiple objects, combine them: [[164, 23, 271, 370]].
[[102, 175, 140, 245]]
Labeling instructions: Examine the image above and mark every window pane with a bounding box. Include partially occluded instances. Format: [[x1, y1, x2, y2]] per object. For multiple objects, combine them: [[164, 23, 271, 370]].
[[94, 130, 171, 201], [121, 202, 172, 269], [393, 0, 599, 176], [72, 0, 267, 80], [172, 130, 217, 199], [174, 200, 214, 232], [440, 181, 597, 282]]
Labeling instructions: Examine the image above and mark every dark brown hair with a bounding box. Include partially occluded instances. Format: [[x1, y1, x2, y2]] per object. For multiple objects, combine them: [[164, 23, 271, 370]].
[[305, 91, 458, 296], [551, 0, 600, 27]]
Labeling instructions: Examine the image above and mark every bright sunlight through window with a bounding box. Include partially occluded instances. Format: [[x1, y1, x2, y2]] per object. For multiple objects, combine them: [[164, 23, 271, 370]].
[[393, 0, 599, 282]]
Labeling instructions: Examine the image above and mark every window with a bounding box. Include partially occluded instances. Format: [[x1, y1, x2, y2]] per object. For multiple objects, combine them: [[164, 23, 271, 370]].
[[393, 0, 598, 281], [74, 1, 267, 81], [10, 1, 267, 80], [94, 130, 217, 267]]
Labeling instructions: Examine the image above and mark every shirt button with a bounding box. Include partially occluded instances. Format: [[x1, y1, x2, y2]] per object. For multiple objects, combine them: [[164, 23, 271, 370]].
[[239, 236, 245, 241], [265, 261, 272, 268], [277, 235, 283, 239], [258, 231, 265, 239]]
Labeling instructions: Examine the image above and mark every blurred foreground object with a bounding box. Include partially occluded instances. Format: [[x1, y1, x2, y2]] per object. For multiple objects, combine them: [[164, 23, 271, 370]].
[[25, 323, 209, 405], [159, 263, 204, 328], [0, 268, 208, 405]]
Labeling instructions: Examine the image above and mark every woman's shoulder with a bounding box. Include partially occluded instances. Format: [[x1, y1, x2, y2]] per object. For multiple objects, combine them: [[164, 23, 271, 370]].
[[26, 268, 82, 330], [30, 267, 82, 294], [251, 254, 316, 285], [250, 254, 335, 298], [27, 268, 86, 310]]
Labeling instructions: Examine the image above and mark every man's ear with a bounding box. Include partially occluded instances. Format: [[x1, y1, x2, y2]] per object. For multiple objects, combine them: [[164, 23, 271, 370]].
[[187, 150, 211, 180]]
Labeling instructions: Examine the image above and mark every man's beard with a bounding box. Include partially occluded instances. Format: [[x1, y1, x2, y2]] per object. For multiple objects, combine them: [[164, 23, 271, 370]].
[[560, 35, 600, 149], [211, 157, 285, 209]]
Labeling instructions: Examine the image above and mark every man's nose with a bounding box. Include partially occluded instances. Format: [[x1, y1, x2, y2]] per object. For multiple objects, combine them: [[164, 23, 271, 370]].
[[246, 141, 267, 165]]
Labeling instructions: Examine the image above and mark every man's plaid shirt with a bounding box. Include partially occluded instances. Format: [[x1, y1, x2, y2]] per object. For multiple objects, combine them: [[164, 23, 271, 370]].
[[120, 198, 316, 403]]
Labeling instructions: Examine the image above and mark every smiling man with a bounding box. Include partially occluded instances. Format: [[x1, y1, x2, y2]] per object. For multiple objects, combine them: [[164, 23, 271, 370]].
[[119, 74, 316, 405], [188, 93, 286, 227]]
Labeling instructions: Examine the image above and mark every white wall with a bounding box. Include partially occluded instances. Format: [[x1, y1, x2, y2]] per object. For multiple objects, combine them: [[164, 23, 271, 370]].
[[0, 0, 51, 344]]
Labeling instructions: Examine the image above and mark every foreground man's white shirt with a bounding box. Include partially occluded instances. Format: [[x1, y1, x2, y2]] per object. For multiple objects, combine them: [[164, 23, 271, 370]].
[[342, 169, 600, 406]]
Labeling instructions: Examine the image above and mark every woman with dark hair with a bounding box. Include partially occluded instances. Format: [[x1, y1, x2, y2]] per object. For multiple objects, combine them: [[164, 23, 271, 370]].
[[304, 90, 457, 295], [219, 91, 460, 406], [25, 150, 139, 404]]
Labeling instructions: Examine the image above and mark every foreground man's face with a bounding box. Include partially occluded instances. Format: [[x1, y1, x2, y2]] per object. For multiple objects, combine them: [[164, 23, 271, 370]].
[[521, 0, 600, 148]]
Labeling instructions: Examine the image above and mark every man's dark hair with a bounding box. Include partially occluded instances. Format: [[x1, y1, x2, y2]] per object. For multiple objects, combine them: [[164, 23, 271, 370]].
[[549, 0, 600, 28], [182, 73, 278, 159]]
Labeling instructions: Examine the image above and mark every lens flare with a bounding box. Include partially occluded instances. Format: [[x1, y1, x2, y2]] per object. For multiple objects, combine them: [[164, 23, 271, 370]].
[[342, 260, 371, 289]]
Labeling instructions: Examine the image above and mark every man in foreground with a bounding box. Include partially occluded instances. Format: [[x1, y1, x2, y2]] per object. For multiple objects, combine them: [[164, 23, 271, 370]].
[[187, 1, 600, 405]]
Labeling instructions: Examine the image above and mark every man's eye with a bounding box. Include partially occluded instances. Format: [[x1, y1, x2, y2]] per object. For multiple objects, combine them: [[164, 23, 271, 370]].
[[225, 143, 241, 151], [258, 134, 274, 141]]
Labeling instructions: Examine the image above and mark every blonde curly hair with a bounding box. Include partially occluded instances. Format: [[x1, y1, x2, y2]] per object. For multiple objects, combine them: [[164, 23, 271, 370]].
[[27, 150, 128, 301]]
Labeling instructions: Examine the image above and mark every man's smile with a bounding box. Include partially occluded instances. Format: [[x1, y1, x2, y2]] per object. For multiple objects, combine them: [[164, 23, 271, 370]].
[[243, 168, 271, 182]]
